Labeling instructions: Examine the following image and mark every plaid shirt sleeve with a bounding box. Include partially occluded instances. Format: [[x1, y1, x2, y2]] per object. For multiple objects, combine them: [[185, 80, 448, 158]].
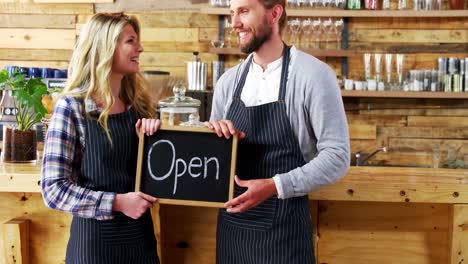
[[41, 97, 115, 220]]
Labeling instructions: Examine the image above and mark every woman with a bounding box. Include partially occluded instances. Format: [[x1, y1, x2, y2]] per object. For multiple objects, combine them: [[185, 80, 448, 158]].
[[41, 13, 161, 264]]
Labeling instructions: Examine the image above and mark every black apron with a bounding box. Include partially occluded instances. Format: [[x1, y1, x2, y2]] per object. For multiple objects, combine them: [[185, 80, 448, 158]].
[[66, 109, 159, 264], [216, 46, 315, 264]]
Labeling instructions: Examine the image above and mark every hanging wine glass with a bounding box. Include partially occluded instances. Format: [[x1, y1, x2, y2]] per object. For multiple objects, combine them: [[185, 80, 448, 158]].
[[289, 18, 301, 47], [301, 18, 313, 49], [321, 18, 334, 49], [223, 17, 233, 48], [311, 18, 322, 49], [333, 18, 344, 50]]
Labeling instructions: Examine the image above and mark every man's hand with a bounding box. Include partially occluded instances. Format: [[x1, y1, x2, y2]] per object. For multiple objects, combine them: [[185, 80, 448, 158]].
[[225, 176, 278, 213], [112, 192, 157, 219], [204, 120, 246, 139]]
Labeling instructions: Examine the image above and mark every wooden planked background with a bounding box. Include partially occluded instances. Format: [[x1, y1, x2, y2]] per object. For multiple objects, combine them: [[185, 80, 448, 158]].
[[0, 1, 467, 264]]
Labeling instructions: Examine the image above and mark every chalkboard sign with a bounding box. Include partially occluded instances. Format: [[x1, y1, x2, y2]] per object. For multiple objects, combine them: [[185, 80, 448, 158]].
[[135, 125, 238, 207]]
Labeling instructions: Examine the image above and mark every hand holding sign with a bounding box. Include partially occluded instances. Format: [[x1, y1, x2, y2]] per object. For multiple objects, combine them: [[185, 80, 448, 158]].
[[112, 192, 157, 220], [225, 176, 278, 213], [204, 120, 246, 139]]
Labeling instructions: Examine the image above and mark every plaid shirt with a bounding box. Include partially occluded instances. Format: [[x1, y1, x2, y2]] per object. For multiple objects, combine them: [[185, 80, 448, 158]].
[[41, 96, 116, 220]]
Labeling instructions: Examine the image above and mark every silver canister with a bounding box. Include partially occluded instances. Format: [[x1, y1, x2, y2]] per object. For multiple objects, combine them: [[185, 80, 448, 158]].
[[423, 69, 431, 91], [431, 69, 438, 92], [187, 52, 208, 91], [438, 57, 448, 91], [448, 57, 459, 75], [438, 57, 448, 73], [453, 74, 461, 92], [465, 58, 468, 92]]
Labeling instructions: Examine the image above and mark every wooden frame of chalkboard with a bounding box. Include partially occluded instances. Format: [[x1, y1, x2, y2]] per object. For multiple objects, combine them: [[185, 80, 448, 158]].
[[135, 125, 238, 207]]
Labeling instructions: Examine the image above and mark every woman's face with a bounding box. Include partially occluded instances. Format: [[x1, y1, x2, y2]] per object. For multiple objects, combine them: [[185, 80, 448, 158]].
[[112, 24, 143, 76]]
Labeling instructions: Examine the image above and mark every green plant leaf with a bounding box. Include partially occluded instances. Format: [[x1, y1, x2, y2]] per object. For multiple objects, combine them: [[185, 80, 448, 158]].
[[0, 69, 9, 88], [7, 76, 49, 131]]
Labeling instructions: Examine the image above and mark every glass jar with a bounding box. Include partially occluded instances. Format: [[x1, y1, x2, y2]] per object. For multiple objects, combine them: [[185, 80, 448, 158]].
[[158, 84, 201, 126], [2, 124, 38, 163]]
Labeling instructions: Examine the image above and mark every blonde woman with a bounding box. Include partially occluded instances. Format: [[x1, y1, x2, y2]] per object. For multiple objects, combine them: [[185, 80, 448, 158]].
[[41, 13, 160, 264]]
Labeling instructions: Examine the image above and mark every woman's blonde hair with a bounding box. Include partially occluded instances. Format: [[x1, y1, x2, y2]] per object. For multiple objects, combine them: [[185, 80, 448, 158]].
[[62, 12, 156, 142]]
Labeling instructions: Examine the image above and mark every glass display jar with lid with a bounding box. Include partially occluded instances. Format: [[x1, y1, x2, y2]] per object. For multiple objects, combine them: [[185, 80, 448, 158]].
[[158, 84, 201, 126]]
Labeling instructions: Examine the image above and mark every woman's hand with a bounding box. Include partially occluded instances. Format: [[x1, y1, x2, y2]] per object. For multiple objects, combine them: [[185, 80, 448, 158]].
[[112, 192, 158, 219], [136, 118, 161, 137], [204, 120, 245, 139]]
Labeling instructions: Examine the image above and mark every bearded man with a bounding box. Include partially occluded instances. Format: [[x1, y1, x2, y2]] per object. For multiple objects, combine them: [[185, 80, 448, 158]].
[[205, 1, 350, 263]]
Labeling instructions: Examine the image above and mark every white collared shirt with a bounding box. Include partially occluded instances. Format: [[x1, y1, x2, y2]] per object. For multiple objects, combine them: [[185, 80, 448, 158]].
[[240, 46, 297, 107]]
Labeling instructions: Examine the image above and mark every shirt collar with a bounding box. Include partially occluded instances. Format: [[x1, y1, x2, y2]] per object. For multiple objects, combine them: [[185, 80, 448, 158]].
[[84, 98, 103, 114], [251, 54, 283, 75]]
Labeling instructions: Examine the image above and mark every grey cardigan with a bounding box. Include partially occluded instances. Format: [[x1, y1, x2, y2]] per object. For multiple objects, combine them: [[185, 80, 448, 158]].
[[210, 48, 350, 199]]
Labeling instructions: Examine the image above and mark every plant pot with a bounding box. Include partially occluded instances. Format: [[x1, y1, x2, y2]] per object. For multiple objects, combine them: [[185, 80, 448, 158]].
[[2, 125, 38, 163]]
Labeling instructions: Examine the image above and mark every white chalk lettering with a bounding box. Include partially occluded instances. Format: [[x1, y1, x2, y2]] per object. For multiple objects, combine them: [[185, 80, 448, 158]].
[[148, 140, 175, 181], [147, 139, 220, 195], [189, 157, 202, 178], [174, 158, 187, 194], [204, 157, 219, 180]]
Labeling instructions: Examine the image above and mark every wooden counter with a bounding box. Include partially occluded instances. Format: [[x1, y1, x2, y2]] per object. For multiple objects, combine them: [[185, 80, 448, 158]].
[[3, 162, 468, 203], [1, 162, 468, 264]]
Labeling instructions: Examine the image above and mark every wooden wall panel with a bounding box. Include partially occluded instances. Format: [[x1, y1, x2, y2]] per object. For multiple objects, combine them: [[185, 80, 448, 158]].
[[0, 2, 93, 14], [142, 28, 200, 43], [0, 49, 72, 61], [95, 0, 202, 12], [0, 14, 76, 28], [380, 126, 468, 139], [352, 29, 467, 43], [318, 201, 450, 264], [408, 116, 468, 127], [349, 124, 377, 139], [0, 193, 70, 264], [349, 17, 468, 30], [0, 29, 76, 49], [34, 0, 112, 3], [159, 205, 217, 264]]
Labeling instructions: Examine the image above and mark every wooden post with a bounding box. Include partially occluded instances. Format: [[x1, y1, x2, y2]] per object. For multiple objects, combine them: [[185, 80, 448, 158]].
[[151, 204, 164, 264], [1, 218, 30, 264], [449, 204, 468, 264], [310, 200, 319, 260]]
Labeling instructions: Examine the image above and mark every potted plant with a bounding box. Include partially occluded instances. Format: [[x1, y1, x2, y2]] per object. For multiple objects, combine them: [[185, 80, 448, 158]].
[[0, 69, 48, 162]]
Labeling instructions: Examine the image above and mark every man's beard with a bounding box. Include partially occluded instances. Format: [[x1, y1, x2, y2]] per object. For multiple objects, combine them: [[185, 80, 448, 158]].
[[240, 22, 272, 54]]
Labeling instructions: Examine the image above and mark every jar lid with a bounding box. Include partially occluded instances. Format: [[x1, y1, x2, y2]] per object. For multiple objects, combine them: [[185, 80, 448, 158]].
[[158, 84, 201, 108]]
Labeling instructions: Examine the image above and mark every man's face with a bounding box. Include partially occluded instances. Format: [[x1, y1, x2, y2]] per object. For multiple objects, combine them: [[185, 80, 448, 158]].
[[230, 0, 273, 53]]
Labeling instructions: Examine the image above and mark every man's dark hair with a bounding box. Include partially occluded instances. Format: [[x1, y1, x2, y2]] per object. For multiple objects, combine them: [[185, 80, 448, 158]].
[[260, 0, 287, 31]]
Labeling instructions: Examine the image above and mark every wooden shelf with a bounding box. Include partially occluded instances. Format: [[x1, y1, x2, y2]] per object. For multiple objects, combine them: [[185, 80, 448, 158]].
[[288, 9, 468, 17], [209, 47, 357, 57], [200, 7, 468, 17], [341, 90, 468, 99]]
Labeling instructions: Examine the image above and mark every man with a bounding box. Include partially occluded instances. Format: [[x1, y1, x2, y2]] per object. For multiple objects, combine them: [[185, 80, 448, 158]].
[[205, 0, 350, 263]]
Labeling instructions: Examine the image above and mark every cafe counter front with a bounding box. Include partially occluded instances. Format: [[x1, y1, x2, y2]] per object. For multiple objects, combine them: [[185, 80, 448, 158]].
[[1, 161, 468, 264]]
